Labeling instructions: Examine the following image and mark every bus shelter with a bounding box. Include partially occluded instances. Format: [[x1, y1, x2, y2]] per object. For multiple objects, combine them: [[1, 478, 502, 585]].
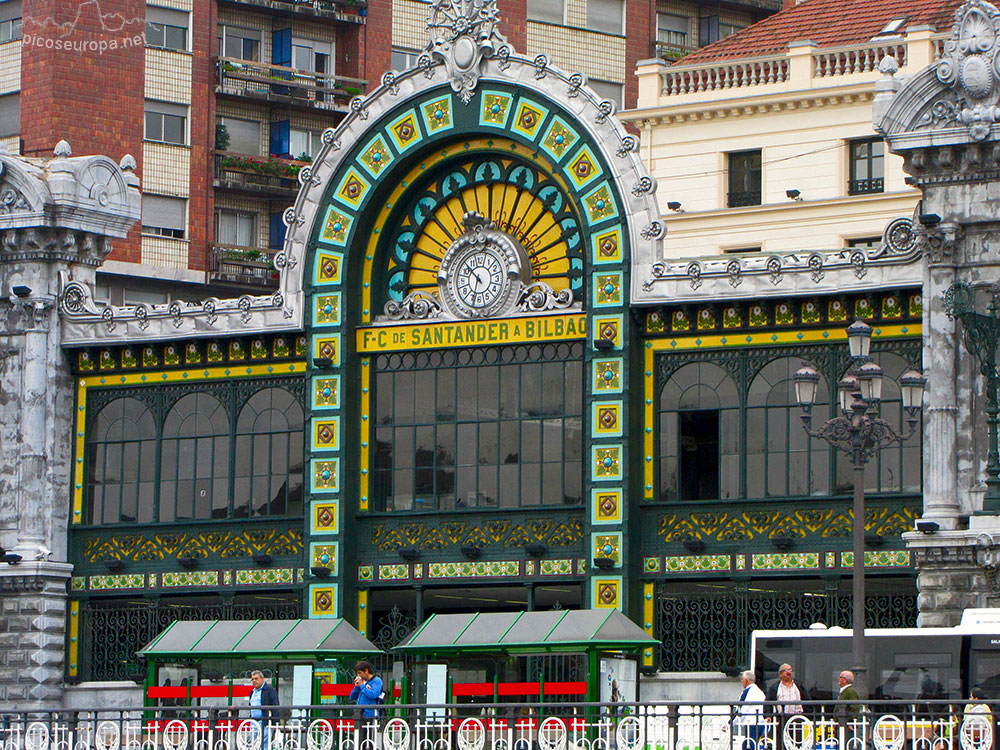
[[138, 618, 383, 709], [394, 609, 656, 707]]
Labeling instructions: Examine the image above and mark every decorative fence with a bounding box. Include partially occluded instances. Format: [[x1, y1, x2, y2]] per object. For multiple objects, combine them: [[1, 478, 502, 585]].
[[1, 701, 995, 750]]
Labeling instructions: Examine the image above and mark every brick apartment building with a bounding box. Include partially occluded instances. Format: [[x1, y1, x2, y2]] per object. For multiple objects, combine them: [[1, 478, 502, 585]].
[[1, 0, 778, 307]]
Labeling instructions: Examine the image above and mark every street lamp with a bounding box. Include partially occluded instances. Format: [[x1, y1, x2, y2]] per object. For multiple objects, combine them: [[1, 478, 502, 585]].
[[945, 282, 1000, 512], [792, 320, 925, 693]]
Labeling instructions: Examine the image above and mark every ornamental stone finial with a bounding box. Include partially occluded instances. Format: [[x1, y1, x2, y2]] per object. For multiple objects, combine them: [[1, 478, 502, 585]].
[[425, 0, 509, 103], [53, 140, 72, 157]]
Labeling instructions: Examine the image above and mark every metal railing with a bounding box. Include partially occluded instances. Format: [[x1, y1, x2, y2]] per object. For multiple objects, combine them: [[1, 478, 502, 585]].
[[216, 57, 366, 111], [210, 243, 279, 288], [2, 700, 996, 750], [219, 0, 367, 22], [849, 177, 885, 195], [214, 152, 304, 195]]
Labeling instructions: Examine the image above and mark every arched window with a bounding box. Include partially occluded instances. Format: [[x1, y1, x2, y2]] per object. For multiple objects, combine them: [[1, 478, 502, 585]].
[[835, 352, 921, 494], [160, 393, 230, 521], [87, 397, 156, 524], [658, 362, 740, 501], [747, 357, 830, 498], [234, 388, 305, 518]]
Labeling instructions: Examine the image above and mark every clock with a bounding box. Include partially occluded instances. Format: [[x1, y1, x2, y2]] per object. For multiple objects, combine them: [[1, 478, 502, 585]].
[[437, 212, 530, 319]]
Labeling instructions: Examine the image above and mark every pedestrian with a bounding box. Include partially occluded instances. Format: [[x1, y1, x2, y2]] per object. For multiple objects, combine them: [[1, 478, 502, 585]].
[[766, 664, 810, 750], [249, 670, 278, 750], [837, 671, 860, 718], [735, 670, 766, 750], [350, 661, 384, 719], [964, 688, 994, 750]]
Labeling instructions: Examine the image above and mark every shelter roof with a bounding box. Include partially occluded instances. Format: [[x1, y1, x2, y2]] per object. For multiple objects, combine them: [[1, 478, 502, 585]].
[[138, 619, 381, 660], [678, 0, 961, 65], [395, 609, 656, 654]]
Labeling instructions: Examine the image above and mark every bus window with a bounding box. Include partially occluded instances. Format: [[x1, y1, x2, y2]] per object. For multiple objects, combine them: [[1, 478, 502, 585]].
[[971, 652, 1000, 699]]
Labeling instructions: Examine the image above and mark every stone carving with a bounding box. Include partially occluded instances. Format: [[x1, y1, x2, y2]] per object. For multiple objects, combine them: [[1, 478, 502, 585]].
[[517, 281, 574, 312], [383, 291, 443, 320], [426, 0, 507, 103], [935, 0, 1000, 140]]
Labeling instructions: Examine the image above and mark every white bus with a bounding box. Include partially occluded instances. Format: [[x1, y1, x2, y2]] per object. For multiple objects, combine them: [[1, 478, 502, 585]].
[[750, 610, 1000, 701]]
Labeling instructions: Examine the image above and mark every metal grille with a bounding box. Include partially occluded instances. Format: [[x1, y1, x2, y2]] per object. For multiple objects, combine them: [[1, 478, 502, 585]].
[[655, 580, 916, 672], [79, 594, 301, 682]]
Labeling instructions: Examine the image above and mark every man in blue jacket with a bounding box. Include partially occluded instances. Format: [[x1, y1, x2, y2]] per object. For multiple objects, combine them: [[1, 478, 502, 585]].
[[349, 661, 384, 719], [249, 670, 279, 750]]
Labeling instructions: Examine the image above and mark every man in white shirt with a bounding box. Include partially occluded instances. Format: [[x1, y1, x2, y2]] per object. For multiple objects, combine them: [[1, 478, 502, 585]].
[[735, 671, 766, 750], [765, 664, 810, 750]]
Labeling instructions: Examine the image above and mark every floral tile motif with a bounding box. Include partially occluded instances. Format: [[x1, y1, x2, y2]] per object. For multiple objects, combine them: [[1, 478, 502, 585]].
[[273, 337, 290, 357], [882, 295, 902, 319], [582, 182, 618, 225], [801, 300, 821, 324], [663, 555, 730, 573], [672, 310, 690, 331], [480, 92, 513, 127], [540, 558, 574, 576], [311, 543, 338, 570], [236, 568, 295, 585], [162, 571, 220, 588], [79, 351, 94, 371], [511, 99, 548, 141], [387, 110, 422, 153], [250, 339, 268, 360], [842, 550, 910, 568], [593, 272, 623, 307], [593, 445, 622, 481], [735, 555, 747, 571], [142, 346, 159, 367], [540, 116, 579, 161], [723, 306, 742, 328], [71, 576, 86, 591], [427, 561, 519, 579], [359, 135, 394, 178], [775, 303, 794, 325], [421, 96, 454, 133], [825, 551, 837, 568], [646, 311, 665, 333], [829, 298, 848, 322], [697, 308, 717, 330], [313, 418, 339, 451], [223, 570, 232, 585], [121, 348, 138, 368], [87, 573, 145, 591], [334, 167, 371, 210], [749, 304, 767, 327], [295, 336, 307, 356], [594, 533, 621, 565], [525, 560, 536, 576], [378, 564, 409, 581], [564, 146, 601, 190], [312, 459, 339, 492], [320, 207, 352, 246], [577, 558, 586, 575], [206, 342, 224, 362], [593, 315, 621, 348], [591, 226, 622, 265], [594, 359, 622, 393], [228, 340, 245, 361], [855, 297, 874, 319], [909, 294, 922, 316], [751, 552, 820, 571], [358, 565, 374, 582], [313, 376, 340, 410], [99, 350, 115, 370], [315, 251, 344, 285], [643, 557, 661, 573]]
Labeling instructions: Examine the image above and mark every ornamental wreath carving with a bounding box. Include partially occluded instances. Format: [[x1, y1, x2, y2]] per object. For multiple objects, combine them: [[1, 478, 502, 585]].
[[936, 0, 1000, 140]]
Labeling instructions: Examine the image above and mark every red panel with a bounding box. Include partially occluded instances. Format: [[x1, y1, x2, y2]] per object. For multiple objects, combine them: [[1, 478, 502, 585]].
[[190, 686, 231, 698], [319, 683, 355, 697], [452, 682, 495, 697], [147, 686, 189, 698], [541, 682, 588, 695], [498, 683, 540, 696], [232, 686, 253, 697]]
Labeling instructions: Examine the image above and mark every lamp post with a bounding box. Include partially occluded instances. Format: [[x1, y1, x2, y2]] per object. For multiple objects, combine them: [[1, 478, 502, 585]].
[[944, 282, 1000, 512], [792, 321, 925, 693]]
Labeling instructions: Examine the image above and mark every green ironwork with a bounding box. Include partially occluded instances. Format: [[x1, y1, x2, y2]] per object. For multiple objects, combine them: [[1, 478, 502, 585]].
[[945, 281, 1000, 511], [654, 579, 916, 672], [78, 593, 300, 682]]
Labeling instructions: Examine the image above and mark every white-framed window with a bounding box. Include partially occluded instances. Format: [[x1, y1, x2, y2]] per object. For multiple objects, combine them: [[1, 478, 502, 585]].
[[144, 101, 187, 145], [141, 195, 187, 239], [527, 0, 563, 24], [292, 37, 332, 74], [391, 46, 420, 71], [146, 6, 188, 51], [217, 25, 261, 61], [589, 79, 623, 108], [0, 93, 18, 137], [289, 128, 321, 160], [657, 13, 688, 46], [216, 209, 256, 247], [720, 20, 747, 38], [0, 1, 21, 44], [587, 0, 623, 34], [217, 116, 261, 155]]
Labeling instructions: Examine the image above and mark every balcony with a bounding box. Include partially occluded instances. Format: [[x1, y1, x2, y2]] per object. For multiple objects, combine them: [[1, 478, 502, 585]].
[[726, 190, 761, 208], [217, 0, 367, 23], [210, 243, 280, 289], [654, 40, 698, 64], [216, 58, 366, 113], [213, 151, 307, 197], [849, 177, 885, 195]]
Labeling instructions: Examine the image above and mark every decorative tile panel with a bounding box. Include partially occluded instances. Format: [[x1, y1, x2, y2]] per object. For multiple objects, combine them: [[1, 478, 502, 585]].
[[310, 542, 338, 572], [378, 564, 409, 581], [592, 401, 622, 437], [314, 293, 342, 327], [592, 226, 622, 265], [592, 576, 621, 609], [540, 558, 574, 576], [427, 561, 520, 579], [315, 251, 344, 285], [751, 552, 820, 571], [333, 167, 371, 211], [421, 95, 454, 133], [593, 533, 622, 565], [480, 91, 513, 127], [312, 418, 340, 451], [313, 376, 340, 410], [359, 134, 394, 178], [511, 98, 549, 141], [162, 571, 219, 588], [842, 550, 911, 568], [311, 459, 339, 492], [320, 206, 352, 246], [593, 314, 622, 349], [593, 272, 623, 307], [593, 358, 622, 393], [582, 182, 618, 225], [539, 115, 579, 161], [313, 335, 340, 366], [358, 565, 373, 582], [643, 557, 661, 573], [235, 568, 295, 585], [593, 445, 622, 481], [564, 146, 601, 190], [663, 554, 731, 573], [387, 110, 422, 153], [310, 584, 339, 618], [592, 488, 621, 524]]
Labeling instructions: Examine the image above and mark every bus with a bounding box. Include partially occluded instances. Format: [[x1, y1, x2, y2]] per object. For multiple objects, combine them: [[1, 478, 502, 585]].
[[750, 610, 1000, 701]]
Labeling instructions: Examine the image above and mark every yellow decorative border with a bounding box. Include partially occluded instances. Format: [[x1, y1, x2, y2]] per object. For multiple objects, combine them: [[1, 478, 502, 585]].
[[68, 599, 80, 677], [357, 589, 369, 637], [642, 582, 655, 668], [642, 323, 921, 500], [73, 362, 305, 524], [360, 357, 371, 511]]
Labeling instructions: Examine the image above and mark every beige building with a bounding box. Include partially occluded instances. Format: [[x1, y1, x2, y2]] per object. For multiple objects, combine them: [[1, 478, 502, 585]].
[[624, 2, 959, 259]]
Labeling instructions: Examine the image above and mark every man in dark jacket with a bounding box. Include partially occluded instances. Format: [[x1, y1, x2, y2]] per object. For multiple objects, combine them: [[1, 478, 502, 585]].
[[766, 664, 810, 750], [249, 670, 279, 750]]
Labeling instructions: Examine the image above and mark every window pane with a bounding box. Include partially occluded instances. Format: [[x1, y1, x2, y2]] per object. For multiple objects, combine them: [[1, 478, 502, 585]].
[[587, 0, 623, 34], [527, 0, 562, 24]]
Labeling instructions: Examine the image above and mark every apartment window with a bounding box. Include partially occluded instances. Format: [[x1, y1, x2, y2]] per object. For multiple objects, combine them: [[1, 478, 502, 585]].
[[146, 6, 187, 51], [142, 195, 186, 239], [589, 79, 624, 108], [217, 25, 261, 61], [720, 21, 747, 38], [144, 101, 187, 145], [727, 150, 761, 207], [391, 46, 420, 71], [123, 288, 169, 306], [587, 0, 623, 35], [849, 138, 884, 195], [657, 13, 688, 47], [0, 93, 19, 137], [292, 37, 332, 74], [218, 116, 260, 155], [724, 246, 762, 254], [216, 209, 255, 247], [289, 128, 320, 160], [0, 1, 21, 43], [527, 0, 563, 24]]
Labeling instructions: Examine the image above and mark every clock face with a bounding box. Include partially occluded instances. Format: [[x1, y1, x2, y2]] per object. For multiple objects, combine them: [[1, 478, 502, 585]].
[[454, 250, 507, 310]]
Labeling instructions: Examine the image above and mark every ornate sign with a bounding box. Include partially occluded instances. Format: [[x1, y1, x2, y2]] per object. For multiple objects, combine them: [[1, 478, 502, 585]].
[[425, 0, 509, 103]]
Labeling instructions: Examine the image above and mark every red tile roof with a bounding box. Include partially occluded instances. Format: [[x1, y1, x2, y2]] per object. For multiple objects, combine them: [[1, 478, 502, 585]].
[[676, 0, 962, 64]]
